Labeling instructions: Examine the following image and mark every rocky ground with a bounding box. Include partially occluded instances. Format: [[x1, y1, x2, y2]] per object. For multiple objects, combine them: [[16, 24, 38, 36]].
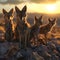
[[0, 35, 60, 60], [0, 27, 60, 60]]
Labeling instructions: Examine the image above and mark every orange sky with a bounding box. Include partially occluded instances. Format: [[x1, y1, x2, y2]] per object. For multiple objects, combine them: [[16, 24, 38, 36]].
[[0, 0, 60, 14]]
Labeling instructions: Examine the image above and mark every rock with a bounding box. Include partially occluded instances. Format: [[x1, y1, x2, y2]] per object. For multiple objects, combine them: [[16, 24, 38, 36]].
[[32, 52, 44, 60], [51, 54, 59, 60], [47, 42, 56, 51], [56, 45, 60, 53], [0, 42, 9, 57]]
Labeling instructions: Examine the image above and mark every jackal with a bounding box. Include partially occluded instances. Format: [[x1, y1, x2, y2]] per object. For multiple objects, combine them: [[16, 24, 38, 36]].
[[30, 16, 43, 40], [15, 5, 29, 49], [27, 16, 43, 46], [39, 18, 56, 43], [2, 8, 14, 41]]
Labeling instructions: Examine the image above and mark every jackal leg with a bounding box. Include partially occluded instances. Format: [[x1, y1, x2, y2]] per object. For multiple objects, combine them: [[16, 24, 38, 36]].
[[44, 34, 48, 44]]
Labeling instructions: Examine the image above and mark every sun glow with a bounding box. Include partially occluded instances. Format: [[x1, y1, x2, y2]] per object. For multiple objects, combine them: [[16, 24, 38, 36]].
[[25, 3, 58, 14], [0, 0, 60, 14], [45, 4, 57, 14]]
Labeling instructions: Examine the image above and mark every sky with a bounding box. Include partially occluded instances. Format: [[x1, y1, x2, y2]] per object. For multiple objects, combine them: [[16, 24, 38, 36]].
[[0, 0, 60, 14]]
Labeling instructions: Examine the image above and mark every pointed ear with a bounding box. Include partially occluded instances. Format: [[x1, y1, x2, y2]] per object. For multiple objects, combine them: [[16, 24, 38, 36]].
[[2, 9, 7, 14], [9, 8, 13, 15], [22, 5, 27, 12], [39, 15, 43, 20], [48, 18, 51, 22], [9, 8, 13, 13], [53, 18, 56, 22], [35, 16, 38, 22], [15, 6, 20, 13]]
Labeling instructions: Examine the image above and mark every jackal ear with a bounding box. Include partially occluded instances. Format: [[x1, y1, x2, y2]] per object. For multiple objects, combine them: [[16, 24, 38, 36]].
[[22, 5, 27, 12], [35, 16, 38, 21], [15, 6, 20, 13], [2, 9, 7, 14], [48, 18, 51, 22], [53, 18, 56, 22], [39, 15, 43, 20], [9, 8, 13, 15]]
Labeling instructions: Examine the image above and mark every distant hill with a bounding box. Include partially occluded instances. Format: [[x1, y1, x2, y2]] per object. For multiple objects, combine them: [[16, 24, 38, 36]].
[[27, 13, 60, 26]]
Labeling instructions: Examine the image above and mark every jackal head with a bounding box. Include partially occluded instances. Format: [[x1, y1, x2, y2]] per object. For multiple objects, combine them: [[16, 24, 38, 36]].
[[48, 18, 56, 26], [2, 8, 13, 20], [15, 5, 27, 20], [35, 16, 43, 26]]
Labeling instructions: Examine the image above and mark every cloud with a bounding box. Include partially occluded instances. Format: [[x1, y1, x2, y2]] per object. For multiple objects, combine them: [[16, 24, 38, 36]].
[[0, 0, 22, 4], [31, 0, 57, 3], [0, 0, 57, 5]]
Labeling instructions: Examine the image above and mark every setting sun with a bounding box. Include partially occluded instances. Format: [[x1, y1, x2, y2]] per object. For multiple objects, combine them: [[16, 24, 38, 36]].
[[45, 4, 56, 14], [0, 0, 60, 14]]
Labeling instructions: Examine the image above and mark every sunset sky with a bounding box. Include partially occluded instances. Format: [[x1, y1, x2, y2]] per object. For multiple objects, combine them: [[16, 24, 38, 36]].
[[0, 0, 60, 14]]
